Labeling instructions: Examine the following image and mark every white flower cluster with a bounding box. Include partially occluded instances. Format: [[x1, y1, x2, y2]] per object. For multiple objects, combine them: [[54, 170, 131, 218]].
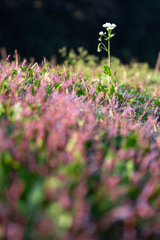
[[103, 22, 117, 30], [97, 22, 116, 52]]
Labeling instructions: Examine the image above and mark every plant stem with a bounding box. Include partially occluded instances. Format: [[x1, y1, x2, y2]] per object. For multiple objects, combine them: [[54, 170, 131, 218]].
[[108, 34, 110, 68], [108, 31, 111, 86]]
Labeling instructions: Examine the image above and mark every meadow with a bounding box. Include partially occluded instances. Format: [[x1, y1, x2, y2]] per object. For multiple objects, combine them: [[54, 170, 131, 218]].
[[0, 47, 160, 240]]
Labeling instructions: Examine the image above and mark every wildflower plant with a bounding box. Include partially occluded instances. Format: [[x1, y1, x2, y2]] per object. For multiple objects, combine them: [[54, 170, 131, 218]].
[[97, 22, 117, 86]]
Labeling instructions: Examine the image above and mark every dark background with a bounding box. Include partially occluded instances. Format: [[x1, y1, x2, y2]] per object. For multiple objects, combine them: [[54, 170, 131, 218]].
[[0, 0, 160, 67]]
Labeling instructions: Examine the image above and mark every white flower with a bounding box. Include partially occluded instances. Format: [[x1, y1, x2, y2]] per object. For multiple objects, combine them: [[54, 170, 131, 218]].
[[103, 22, 111, 28], [97, 49, 101, 52], [107, 23, 117, 30], [103, 22, 117, 30], [99, 31, 104, 35], [111, 23, 117, 28], [107, 26, 114, 30]]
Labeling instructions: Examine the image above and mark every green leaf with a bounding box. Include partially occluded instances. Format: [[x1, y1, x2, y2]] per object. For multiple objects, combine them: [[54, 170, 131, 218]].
[[115, 92, 123, 100], [103, 66, 111, 76], [126, 160, 134, 177], [114, 159, 134, 178], [0, 103, 5, 116], [108, 84, 115, 98], [111, 61, 118, 65], [105, 34, 115, 40], [29, 68, 34, 77], [27, 182, 44, 209], [122, 133, 138, 149], [125, 133, 137, 148], [12, 70, 18, 77], [110, 34, 115, 38], [96, 85, 102, 93], [54, 82, 62, 89], [76, 88, 87, 96]]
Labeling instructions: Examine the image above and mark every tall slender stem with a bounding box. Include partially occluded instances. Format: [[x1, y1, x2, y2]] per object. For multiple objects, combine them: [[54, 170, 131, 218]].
[[108, 31, 111, 86], [108, 32, 110, 68]]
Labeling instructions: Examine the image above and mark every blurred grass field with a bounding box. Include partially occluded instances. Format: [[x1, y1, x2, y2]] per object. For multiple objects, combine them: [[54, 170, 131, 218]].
[[0, 48, 160, 240]]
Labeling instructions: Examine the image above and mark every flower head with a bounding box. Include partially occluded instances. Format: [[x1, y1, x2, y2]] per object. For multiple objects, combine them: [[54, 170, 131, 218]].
[[111, 23, 116, 28], [103, 22, 112, 28], [107, 23, 117, 30], [103, 22, 117, 30], [99, 31, 104, 35], [107, 26, 114, 30]]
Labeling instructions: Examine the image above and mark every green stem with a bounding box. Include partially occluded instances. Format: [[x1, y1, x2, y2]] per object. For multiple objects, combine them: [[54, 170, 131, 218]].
[[108, 31, 111, 86], [108, 33, 110, 68], [99, 43, 109, 52]]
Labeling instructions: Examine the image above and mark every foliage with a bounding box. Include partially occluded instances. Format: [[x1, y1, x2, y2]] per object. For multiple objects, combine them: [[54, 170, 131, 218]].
[[0, 51, 160, 239]]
